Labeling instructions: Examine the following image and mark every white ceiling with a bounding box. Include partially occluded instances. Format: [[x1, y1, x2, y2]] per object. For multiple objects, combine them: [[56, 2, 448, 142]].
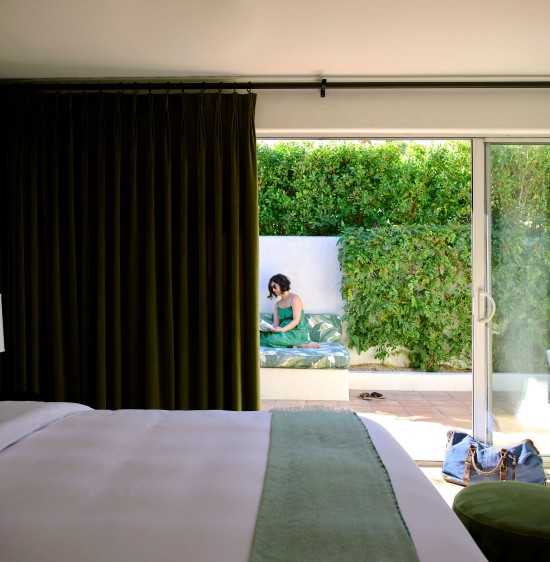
[[1, 0, 550, 80]]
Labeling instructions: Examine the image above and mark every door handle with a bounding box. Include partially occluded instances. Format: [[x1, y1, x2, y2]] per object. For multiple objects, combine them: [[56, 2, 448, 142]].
[[479, 290, 496, 324]]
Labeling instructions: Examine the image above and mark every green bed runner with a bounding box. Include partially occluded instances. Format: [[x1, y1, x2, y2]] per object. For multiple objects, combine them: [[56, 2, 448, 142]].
[[249, 412, 420, 562]]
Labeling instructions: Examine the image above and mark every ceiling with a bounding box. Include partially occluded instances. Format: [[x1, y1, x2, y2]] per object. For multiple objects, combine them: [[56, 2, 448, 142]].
[[1, 0, 549, 81]]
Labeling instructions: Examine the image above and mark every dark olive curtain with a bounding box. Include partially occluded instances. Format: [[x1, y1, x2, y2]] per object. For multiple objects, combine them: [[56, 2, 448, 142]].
[[0, 91, 260, 411]]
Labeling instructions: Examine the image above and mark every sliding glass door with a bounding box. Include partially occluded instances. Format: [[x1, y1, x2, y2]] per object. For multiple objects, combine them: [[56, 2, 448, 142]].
[[489, 142, 550, 454], [473, 140, 550, 456]]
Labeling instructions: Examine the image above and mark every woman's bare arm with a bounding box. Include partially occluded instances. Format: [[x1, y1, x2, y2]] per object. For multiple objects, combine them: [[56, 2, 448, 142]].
[[269, 302, 281, 331]]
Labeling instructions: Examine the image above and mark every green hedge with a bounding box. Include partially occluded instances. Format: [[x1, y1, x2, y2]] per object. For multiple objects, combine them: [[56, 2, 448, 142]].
[[491, 144, 550, 226], [338, 225, 471, 371], [337, 222, 549, 372], [492, 224, 550, 373], [258, 141, 471, 235], [258, 141, 550, 235], [490, 145, 550, 373]]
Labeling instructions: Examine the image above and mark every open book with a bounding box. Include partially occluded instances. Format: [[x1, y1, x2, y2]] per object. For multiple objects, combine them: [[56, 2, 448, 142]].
[[259, 318, 275, 332]]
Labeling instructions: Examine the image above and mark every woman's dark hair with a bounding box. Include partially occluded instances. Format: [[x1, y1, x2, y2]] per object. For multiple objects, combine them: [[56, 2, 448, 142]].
[[267, 274, 291, 300]]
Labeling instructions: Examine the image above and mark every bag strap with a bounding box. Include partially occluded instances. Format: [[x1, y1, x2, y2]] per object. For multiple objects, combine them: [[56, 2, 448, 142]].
[[463, 445, 474, 485], [464, 445, 509, 485], [523, 438, 540, 455]]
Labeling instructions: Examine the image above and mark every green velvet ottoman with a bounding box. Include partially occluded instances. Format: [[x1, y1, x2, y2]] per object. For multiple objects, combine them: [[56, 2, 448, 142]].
[[452, 481, 550, 561]]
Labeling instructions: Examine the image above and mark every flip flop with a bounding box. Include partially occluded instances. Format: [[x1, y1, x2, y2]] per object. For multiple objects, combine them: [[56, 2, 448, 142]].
[[358, 392, 373, 400], [370, 392, 386, 399]]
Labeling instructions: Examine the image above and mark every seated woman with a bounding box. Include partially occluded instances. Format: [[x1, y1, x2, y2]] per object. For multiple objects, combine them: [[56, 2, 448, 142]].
[[260, 274, 321, 349]]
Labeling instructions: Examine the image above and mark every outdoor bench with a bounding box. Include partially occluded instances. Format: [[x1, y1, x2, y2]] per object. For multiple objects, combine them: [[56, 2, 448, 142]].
[[260, 313, 350, 401]]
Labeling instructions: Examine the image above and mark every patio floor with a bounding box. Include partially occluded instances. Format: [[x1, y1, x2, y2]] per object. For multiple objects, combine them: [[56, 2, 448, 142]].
[[261, 388, 550, 506], [261, 388, 549, 456], [261, 388, 474, 462]]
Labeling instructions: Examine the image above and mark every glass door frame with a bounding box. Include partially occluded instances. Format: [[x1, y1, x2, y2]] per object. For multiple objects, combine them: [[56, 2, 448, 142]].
[[472, 138, 550, 465], [471, 138, 490, 443]]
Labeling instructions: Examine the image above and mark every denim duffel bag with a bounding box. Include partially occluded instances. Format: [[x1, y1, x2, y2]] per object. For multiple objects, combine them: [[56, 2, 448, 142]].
[[442, 430, 546, 486]]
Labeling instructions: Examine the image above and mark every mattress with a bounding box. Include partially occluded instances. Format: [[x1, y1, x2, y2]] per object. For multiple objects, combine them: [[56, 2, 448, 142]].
[[0, 402, 486, 562]]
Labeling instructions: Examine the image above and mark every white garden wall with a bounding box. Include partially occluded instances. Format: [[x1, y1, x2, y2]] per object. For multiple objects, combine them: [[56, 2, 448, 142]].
[[259, 237, 343, 315], [259, 235, 410, 367]]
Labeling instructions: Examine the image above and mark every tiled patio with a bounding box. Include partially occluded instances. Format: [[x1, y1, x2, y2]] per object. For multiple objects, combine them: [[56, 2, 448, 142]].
[[261, 389, 473, 430], [261, 388, 549, 462], [261, 388, 550, 506], [261, 388, 472, 463]]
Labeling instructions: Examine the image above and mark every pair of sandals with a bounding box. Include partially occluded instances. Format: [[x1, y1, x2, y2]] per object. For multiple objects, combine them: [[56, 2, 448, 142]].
[[358, 392, 386, 400]]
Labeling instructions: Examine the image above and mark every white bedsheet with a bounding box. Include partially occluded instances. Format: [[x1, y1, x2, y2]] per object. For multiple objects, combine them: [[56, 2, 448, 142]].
[[0, 402, 486, 562]]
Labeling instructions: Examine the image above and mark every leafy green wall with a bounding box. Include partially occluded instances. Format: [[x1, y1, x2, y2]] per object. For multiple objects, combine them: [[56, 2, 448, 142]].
[[338, 224, 471, 371], [490, 145, 550, 374], [258, 140, 471, 234]]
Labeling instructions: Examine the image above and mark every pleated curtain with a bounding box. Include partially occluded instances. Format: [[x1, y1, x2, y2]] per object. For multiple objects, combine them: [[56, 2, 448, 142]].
[[0, 91, 260, 411]]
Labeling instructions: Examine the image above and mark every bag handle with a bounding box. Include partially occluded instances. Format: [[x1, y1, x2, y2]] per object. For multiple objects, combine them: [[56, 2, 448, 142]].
[[463, 444, 509, 485], [523, 438, 540, 455]]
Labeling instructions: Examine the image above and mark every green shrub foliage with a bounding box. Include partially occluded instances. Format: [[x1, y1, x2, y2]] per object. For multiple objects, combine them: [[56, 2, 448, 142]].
[[490, 145, 550, 374], [258, 141, 471, 235], [338, 225, 472, 371], [492, 226, 549, 373], [491, 144, 550, 226]]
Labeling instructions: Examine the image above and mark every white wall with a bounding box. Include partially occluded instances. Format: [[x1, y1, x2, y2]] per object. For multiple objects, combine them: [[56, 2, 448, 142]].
[[259, 236, 343, 315], [256, 88, 550, 138]]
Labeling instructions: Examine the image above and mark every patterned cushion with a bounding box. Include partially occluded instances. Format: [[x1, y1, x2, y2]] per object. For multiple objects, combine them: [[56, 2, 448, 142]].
[[305, 314, 342, 343], [260, 313, 274, 324], [260, 313, 343, 343], [260, 342, 350, 369]]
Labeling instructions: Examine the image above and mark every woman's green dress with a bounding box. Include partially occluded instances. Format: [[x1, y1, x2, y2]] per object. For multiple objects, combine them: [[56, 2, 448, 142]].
[[260, 299, 310, 348]]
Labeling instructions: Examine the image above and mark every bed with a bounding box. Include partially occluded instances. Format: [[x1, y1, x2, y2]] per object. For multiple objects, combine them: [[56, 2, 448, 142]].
[[0, 401, 486, 562]]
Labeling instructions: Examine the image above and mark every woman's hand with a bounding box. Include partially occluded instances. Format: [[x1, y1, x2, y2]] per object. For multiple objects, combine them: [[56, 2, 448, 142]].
[[269, 326, 283, 333]]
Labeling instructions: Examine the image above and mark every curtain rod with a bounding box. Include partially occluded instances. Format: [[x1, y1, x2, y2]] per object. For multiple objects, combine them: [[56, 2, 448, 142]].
[[2, 79, 550, 98]]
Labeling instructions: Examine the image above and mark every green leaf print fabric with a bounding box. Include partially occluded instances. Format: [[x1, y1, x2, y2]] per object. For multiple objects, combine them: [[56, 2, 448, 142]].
[[260, 342, 351, 369], [259, 313, 343, 343], [258, 311, 351, 368], [259, 304, 310, 348], [306, 314, 343, 343]]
